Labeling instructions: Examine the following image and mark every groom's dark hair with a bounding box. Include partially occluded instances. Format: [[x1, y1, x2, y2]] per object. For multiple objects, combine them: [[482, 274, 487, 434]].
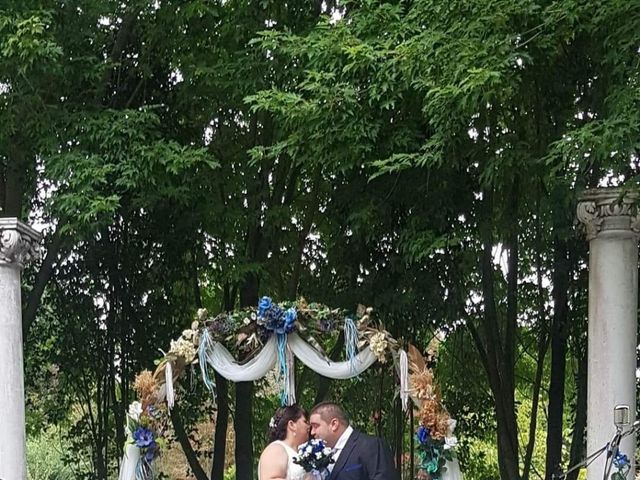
[[311, 401, 349, 426]]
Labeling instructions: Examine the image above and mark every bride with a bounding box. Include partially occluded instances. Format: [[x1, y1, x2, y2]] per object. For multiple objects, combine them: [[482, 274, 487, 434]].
[[258, 405, 310, 480]]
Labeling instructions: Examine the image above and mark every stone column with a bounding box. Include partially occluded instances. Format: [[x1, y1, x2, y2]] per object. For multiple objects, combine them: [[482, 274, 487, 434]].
[[0, 218, 41, 480], [577, 188, 638, 480]]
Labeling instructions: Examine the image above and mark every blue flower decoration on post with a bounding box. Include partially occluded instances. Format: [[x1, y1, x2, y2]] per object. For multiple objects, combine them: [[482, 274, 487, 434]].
[[611, 449, 631, 479], [417, 425, 429, 444], [133, 426, 155, 448], [613, 452, 630, 469], [144, 444, 158, 462]]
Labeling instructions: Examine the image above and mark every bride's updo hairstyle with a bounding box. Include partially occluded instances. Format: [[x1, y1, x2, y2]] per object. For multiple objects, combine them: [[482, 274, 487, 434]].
[[268, 404, 307, 442]]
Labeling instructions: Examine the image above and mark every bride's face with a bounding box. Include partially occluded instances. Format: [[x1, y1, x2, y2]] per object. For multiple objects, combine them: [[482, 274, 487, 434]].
[[291, 415, 310, 445]]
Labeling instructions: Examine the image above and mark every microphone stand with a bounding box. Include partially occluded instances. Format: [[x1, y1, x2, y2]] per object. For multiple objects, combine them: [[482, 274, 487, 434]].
[[552, 444, 608, 480], [602, 427, 623, 480], [552, 421, 640, 480]]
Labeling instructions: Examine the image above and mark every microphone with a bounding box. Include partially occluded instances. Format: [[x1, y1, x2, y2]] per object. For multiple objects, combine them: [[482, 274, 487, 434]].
[[613, 405, 630, 428]]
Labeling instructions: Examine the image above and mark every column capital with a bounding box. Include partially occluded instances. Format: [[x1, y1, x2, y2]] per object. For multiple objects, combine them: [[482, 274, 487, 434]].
[[577, 188, 640, 241], [0, 218, 42, 269]]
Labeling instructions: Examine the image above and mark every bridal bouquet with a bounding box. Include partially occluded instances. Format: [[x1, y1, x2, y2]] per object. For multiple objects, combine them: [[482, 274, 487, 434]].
[[294, 439, 335, 480]]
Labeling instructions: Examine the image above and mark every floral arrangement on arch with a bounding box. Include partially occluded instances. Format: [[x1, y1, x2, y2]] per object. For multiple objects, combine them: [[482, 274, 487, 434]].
[[121, 319, 201, 479], [201, 296, 393, 361], [121, 297, 395, 478], [408, 346, 458, 480]]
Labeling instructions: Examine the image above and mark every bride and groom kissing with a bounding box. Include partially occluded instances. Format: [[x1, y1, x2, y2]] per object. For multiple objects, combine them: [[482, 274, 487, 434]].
[[258, 402, 398, 480]]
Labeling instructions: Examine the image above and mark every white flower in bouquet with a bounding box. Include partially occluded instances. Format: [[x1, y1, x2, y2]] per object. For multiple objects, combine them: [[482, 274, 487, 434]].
[[169, 337, 197, 360], [444, 435, 458, 450], [369, 332, 388, 363], [128, 401, 143, 422], [182, 329, 195, 340]]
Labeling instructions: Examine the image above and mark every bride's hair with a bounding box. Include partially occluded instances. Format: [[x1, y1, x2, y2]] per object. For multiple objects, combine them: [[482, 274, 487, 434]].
[[268, 404, 307, 442]]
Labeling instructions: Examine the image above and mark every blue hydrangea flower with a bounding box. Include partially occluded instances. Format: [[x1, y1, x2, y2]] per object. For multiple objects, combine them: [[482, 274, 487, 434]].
[[258, 297, 273, 317], [257, 298, 297, 334], [416, 425, 429, 444], [133, 426, 155, 448], [283, 308, 297, 331]]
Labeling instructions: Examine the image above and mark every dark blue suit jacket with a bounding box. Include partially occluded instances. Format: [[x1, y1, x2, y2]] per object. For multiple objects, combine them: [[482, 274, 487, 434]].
[[328, 429, 398, 480]]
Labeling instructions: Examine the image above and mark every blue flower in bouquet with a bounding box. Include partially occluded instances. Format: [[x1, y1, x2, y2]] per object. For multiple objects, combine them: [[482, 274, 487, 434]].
[[281, 308, 297, 333], [613, 451, 630, 469], [294, 438, 335, 473], [258, 297, 273, 317], [417, 425, 429, 445], [133, 426, 155, 448]]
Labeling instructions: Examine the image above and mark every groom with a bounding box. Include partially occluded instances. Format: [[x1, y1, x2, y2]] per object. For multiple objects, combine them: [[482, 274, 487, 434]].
[[309, 402, 398, 480]]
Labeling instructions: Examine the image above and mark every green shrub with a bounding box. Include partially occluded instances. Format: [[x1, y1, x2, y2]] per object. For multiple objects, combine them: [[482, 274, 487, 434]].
[[27, 431, 75, 480]]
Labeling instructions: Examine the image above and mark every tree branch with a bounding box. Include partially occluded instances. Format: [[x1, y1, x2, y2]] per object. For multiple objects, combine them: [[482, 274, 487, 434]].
[[23, 230, 64, 339]]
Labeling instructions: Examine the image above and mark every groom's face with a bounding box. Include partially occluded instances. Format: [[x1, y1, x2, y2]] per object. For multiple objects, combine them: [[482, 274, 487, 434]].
[[309, 413, 340, 447]]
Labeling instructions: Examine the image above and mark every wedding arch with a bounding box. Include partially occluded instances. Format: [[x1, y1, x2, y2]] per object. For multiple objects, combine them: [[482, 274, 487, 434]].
[[117, 296, 461, 480]]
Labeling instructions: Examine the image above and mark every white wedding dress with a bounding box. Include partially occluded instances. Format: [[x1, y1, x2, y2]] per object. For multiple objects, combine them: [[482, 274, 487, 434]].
[[258, 440, 306, 480]]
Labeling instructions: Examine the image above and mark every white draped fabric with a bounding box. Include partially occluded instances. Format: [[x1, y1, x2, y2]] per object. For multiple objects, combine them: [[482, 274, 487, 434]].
[[287, 333, 377, 379], [398, 349, 409, 412], [202, 335, 278, 381], [118, 444, 140, 480], [442, 458, 463, 480], [198, 333, 377, 383]]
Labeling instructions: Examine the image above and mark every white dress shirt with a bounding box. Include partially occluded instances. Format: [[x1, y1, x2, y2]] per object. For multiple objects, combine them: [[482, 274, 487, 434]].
[[328, 425, 354, 472]]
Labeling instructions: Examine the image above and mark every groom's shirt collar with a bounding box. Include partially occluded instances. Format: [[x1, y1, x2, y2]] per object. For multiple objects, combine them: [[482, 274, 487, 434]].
[[334, 425, 354, 453]]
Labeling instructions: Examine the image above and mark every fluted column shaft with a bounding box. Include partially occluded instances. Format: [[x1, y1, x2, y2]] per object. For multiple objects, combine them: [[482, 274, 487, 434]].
[[0, 218, 41, 480]]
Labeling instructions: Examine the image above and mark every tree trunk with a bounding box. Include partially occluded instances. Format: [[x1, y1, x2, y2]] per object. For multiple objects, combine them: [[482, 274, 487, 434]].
[[211, 372, 230, 480], [23, 231, 64, 339], [235, 273, 259, 480], [0, 160, 6, 213], [522, 219, 550, 480], [473, 190, 521, 480], [170, 406, 210, 480], [211, 284, 233, 480], [545, 239, 569, 480], [394, 395, 403, 477], [522, 328, 549, 480], [566, 350, 587, 480], [4, 139, 28, 218], [495, 397, 521, 480], [235, 382, 254, 480]]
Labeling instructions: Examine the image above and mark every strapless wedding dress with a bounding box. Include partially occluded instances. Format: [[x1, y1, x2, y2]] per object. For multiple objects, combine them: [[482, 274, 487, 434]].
[[258, 440, 306, 480]]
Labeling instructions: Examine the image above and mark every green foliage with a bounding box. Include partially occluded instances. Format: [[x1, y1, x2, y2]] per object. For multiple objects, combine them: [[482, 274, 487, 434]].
[[26, 430, 76, 480], [47, 108, 217, 236]]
